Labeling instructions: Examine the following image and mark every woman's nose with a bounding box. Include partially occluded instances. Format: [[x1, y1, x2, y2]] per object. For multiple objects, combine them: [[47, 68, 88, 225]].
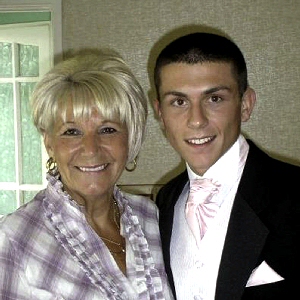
[[82, 134, 99, 155]]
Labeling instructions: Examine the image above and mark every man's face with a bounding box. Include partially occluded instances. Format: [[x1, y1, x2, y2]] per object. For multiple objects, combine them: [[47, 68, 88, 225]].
[[154, 62, 255, 176]]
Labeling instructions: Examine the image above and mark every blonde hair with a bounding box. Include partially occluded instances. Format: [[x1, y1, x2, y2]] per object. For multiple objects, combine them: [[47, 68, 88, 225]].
[[30, 50, 148, 163]]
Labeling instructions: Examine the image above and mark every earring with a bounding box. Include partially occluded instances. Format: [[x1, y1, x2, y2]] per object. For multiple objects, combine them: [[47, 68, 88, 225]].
[[46, 157, 58, 176], [125, 158, 137, 172]]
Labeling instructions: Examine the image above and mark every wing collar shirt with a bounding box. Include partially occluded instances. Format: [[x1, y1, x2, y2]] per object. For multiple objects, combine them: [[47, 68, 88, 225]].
[[0, 174, 174, 300], [170, 134, 249, 300]]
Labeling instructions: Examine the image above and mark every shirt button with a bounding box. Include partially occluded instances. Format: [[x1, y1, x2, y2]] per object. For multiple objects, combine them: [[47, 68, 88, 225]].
[[195, 260, 204, 268]]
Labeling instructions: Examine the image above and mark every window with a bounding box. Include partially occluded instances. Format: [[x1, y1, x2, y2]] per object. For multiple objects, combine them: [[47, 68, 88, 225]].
[[0, 1, 62, 215]]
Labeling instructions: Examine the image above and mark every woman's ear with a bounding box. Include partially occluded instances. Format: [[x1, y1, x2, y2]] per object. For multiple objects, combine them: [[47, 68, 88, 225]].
[[241, 87, 256, 122], [43, 133, 54, 158]]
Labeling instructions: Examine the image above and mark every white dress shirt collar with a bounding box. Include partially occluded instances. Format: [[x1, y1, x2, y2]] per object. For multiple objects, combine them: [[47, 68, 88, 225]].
[[186, 135, 249, 204]]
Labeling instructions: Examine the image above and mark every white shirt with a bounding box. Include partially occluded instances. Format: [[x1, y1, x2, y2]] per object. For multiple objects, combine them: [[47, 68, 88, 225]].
[[170, 135, 249, 300]]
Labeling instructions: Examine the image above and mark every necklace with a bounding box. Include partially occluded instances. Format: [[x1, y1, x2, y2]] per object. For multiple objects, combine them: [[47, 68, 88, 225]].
[[100, 236, 125, 253], [98, 199, 125, 254], [112, 199, 120, 229]]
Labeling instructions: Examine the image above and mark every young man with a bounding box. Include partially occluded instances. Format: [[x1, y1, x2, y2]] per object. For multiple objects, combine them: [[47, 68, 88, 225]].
[[153, 32, 299, 300]]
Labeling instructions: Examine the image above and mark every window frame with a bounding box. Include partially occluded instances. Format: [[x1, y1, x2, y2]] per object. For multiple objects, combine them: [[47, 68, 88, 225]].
[[0, 0, 62, 64], [0, 0, 62, 214]]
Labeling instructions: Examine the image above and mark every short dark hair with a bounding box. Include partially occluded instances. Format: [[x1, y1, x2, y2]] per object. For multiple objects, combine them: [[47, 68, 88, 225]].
[[154, 32, 248, 99]]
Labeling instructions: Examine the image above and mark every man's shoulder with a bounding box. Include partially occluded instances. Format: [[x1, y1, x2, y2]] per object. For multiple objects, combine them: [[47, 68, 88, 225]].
[[168, 170, 188, 183], [247, 139, 300, 173], [156, 170, 188, 209], [160, 170, 188, 191]]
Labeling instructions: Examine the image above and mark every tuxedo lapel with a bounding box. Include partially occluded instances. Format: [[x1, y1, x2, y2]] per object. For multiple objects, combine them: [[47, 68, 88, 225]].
[[158, 172, 188, 246], [215, 141, 272, 299], [215, 192, 269, 299], [156, 171, 188, 297]]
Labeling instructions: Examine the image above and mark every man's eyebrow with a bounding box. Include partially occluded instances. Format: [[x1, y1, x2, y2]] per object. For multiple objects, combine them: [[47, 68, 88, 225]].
[[204, 85, 231, 94], [161, 85, 232, 100], [162, 91, 187, 98]]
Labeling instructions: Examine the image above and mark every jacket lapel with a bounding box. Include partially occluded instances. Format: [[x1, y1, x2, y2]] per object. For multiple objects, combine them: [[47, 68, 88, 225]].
[[157, 171, 188, 297], [215, 192, 269, 299], [215, 140, 271, 299]]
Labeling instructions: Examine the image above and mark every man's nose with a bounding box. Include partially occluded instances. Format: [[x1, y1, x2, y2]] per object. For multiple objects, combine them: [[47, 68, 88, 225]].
[[187, 104, 208, 129]]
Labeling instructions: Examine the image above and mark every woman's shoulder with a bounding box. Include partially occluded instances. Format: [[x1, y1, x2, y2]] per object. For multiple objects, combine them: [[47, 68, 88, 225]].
[[122, 191, 157, 210], [0, 190, 46, 236]]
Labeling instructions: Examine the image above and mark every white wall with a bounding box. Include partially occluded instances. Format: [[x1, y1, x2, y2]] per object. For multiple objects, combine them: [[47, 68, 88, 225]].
[[62, 0, 300, 189]]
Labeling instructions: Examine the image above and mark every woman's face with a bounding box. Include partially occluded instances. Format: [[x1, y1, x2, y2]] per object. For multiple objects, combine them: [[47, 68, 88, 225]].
[[44, 102, 128, 205]]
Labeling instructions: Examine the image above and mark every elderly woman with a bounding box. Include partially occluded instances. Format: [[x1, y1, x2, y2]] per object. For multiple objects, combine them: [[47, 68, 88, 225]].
[[0, 51, 174, 300]]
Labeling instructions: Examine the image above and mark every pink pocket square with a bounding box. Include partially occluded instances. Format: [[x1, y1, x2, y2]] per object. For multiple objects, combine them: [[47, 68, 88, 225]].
[[246, 261, 284, 287]]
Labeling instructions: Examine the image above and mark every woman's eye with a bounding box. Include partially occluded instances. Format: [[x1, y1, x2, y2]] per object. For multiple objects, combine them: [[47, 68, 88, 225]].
[[100, 127, 117, 134], [62, 128, 81, 136]]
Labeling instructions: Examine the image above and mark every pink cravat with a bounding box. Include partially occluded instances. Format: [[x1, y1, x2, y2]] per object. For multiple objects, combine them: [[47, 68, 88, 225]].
[[185, 178, 221, 246]]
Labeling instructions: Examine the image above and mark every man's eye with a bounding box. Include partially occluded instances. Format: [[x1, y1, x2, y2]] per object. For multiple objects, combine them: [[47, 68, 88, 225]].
[[210, 95, 222, 103], [101, 127, 116, 134], [62, 128, 81, 136], [173, 98, 186, 106]]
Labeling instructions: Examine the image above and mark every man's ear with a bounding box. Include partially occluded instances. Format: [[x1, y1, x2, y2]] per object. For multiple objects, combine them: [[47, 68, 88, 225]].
[[241, 87, 256, 122], [153, 99, 161, 116], [153, 99, 165, 129]]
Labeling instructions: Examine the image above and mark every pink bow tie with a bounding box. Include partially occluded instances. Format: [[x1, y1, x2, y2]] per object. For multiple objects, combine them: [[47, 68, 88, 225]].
[[185, 178, 220, 246]]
